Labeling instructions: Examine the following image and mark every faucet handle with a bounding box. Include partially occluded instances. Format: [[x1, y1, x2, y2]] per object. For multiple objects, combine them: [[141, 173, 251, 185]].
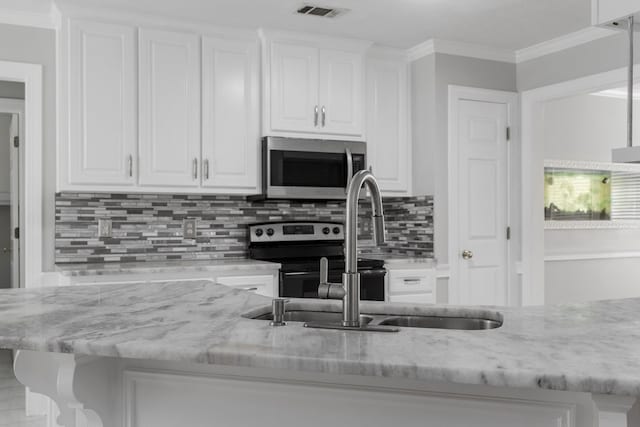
[[317, 257, 346, 299], [319, 257, 328, 285]]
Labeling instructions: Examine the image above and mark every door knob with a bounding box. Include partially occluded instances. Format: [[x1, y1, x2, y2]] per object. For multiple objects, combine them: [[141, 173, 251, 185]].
[[462, 249, 473, 260]]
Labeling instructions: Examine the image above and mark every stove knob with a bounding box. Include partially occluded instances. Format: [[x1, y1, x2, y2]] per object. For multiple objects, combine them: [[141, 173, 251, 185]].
[[333, 227, 341, 235], [254, 228, 264, 237], [266, 228, 275, 237], [322, 227, 330, 235]]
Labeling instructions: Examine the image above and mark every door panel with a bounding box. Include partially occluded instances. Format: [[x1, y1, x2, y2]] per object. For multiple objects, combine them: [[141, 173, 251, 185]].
[[365, 58, 409, 193], [68, 20, 136, 185], [270, 42, 318, 133], [457, 100, 508, 306], [139, 29, 201, 187], [319, 49, 363, 136], [201, 37, 259, 191]]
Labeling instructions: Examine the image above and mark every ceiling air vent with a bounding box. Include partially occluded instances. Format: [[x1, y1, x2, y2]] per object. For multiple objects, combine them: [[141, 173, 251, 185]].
[[296, 5, 348, 18]]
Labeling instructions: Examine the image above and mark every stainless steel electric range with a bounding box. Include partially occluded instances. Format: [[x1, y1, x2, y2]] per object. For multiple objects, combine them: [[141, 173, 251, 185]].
[[248, 221, 386, 301]]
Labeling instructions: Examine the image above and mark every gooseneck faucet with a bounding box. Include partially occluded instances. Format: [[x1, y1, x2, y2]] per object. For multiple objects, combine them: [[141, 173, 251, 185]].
[[316, 170, 386, 328]]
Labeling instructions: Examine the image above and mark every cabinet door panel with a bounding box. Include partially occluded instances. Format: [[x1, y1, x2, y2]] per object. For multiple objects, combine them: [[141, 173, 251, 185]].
[[139, 29, 201, 187], [68, 20, 136, 185], [202, 37, 259, 191], [366, 58, 410, 194], [270, 42, 318, 133], [318, 49, 363, 136]]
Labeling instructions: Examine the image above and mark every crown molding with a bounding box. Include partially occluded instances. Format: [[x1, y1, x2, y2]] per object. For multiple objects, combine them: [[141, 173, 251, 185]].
[[515, 26, 617, 63], [407, 38, 515, 63], [0, 7, 56, 29]]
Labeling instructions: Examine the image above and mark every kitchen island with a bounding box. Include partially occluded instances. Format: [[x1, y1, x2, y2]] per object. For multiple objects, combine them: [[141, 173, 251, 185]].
[[2, 280, 639, 426]]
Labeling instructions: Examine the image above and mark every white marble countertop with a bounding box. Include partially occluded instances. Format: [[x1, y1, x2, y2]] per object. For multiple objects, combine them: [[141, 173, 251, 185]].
[[55, 259, 280, 277], [361, 253, 436, 266], [0, 281, 639, 396]]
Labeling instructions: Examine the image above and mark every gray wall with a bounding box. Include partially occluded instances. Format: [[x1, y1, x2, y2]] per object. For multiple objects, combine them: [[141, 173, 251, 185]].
[[0, 23, 56, 272], [0, 81, 24, 99], [518, 32, 640, 91]]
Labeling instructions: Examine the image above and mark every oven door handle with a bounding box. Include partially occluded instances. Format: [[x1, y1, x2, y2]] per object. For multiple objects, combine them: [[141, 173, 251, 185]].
[[345, 148, 353, 194], [282, 271, 315, 277]]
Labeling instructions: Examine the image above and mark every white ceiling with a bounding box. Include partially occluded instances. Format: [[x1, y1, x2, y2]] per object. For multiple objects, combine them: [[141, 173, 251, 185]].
[[50, 0, 592, 50]]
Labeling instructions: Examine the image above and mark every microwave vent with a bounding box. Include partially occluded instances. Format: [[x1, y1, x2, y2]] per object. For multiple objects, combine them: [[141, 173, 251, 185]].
[[296, 5, 348, 18]]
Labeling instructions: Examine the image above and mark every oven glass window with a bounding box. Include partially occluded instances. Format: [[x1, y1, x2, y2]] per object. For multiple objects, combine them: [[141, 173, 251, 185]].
[[270, 150, 365, 188]]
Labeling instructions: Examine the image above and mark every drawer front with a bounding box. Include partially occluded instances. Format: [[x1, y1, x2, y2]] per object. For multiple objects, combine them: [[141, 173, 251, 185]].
[[388, 268, 435, 295], [388, 292, 434, 304], [216, 274, 275, 297]]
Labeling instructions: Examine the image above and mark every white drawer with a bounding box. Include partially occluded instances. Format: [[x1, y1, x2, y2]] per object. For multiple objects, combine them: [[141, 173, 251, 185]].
[[388, 268, 435, 295], [216, 274, 275, 297], [389, 292, 435, 304]]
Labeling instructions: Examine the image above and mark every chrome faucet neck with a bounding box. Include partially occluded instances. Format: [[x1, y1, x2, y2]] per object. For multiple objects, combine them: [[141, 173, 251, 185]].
[[342, 170, 386, 326]]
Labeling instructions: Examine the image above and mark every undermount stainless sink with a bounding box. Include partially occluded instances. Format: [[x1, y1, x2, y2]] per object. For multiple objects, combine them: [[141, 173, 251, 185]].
[[248, 308, 502, 331], [377, 315, 501, 330]]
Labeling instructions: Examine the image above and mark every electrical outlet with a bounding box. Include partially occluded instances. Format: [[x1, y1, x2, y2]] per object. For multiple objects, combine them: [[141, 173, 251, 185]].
[[98, 218, 112, 238], [183, 219, 197, 239]]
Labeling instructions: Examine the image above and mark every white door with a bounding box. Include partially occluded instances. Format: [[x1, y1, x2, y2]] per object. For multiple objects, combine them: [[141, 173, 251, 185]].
[[9, 114, 19, 288], [201, 37, 259, 191], [318, 49, 363, 136], [365, 56, 409, 194], [68, 20, 137, 186], [456, 99, 509, 306], [270, 42, 319, 133], [139, 28, 201, 187]]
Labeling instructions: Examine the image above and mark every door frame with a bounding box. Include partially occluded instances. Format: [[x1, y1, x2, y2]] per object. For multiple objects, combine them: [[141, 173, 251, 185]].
[[447, 85, 519, 305], [0, 61, 43, 290], [520, 65, 637, 306], [0, 99, 24, 289]]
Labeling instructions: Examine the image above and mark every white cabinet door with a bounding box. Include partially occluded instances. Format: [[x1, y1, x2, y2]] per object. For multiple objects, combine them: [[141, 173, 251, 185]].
[[201, 37, 259, 192], [139, 29, 201, 187], [269, 42, 319, 133], [318, 49, 363, 136], [68, 20, 136, 186], [366, 56, 410, 194]]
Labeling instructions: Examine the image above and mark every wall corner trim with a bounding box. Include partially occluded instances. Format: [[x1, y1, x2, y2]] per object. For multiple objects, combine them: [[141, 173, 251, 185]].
[[406, 38, 515, 63]]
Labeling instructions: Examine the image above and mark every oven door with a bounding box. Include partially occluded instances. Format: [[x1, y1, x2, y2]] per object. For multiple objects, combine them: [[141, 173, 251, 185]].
[[265, 137, 366, 199], [280, 269, 385, 301]]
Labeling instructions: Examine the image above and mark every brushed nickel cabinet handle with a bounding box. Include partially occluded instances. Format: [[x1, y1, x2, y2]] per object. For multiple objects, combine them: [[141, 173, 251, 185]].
[[321, 106, 326, 127], [462, 250, 473, 260], [204, 159, 210, 180], [314, 105, 319, 126], [128, 155, 133, 177], [193, 158, 198, 180]]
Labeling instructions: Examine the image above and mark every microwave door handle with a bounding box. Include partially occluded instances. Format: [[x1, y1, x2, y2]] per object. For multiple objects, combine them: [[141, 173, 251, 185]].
[[345, 148, 353, 194]]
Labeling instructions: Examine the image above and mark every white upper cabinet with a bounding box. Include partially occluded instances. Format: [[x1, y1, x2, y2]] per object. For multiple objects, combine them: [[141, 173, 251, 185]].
[[263, 32, 369, 140], [270, 42, 319, 134], [365, 52, 411, 195], [138, 28, 201, 188], [201, 37, 260, 192], [318, 49, 363, 136], [66, 19, 137, 186], [592, 0, 640, 25]]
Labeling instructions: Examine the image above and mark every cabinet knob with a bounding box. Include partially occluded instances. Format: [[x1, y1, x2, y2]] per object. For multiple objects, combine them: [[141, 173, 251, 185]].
[[462, 250, 473, 260]]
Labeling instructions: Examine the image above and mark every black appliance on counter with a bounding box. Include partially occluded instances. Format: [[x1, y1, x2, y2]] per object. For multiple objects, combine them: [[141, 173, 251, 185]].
[[248, 221, 385, 301]]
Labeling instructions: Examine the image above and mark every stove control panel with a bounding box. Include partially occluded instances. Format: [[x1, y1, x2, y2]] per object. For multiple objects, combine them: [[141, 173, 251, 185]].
[[249, 222, 344, 243]]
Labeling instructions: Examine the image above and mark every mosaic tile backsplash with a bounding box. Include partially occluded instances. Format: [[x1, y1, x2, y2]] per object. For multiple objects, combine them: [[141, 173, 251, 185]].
[[55, 193, 434, 264]]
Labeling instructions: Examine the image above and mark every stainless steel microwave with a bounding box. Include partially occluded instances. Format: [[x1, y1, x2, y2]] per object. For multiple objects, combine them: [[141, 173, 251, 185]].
[[261, 137, 367, 200]]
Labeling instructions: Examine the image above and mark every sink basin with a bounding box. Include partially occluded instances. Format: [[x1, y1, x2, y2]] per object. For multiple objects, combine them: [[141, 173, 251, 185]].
[[253, 310, 374, 325], [377, 315, 501, 330], [247, 307, 503, 331]]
